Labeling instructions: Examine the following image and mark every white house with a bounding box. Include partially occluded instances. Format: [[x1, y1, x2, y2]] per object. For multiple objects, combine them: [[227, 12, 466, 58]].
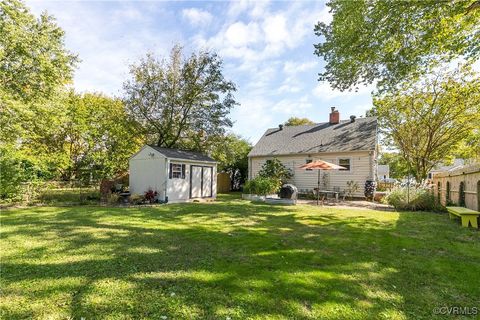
[[129, 145, 217, 203], [248, 108, 378, 197], [377, 165, 390, 180]]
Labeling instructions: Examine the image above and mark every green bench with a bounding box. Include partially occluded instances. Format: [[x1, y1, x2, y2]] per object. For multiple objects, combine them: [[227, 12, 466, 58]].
[[446, 207, 479, 229]]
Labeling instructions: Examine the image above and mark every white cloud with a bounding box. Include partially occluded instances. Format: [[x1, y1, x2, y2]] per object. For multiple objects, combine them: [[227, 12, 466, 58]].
[[349, 104, 373, 117], [283, 60, 318, 75], [231, 95, 274, 142], [195, 1, 329, 66], [224, 22, 261, 47], [25, 1, 178, 95], [271, 96, 313, 115], [227, 0, 270, 19], [182, 8, 213, 26], [312, 82, 374, 101], [263, 14, 288, 45], [277, 83, 301, 94]]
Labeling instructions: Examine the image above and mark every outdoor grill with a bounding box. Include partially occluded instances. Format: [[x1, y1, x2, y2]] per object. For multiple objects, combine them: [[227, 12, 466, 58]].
[[279, 184, 298, 200]]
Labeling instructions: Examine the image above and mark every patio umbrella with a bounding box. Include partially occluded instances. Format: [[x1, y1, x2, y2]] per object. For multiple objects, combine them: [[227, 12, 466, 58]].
[[298, 160, 346, 205]]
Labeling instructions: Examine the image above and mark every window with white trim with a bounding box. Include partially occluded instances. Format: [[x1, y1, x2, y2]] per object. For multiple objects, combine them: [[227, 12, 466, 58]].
[[169, 163, 186, 179], [338, 158, 351, 171]]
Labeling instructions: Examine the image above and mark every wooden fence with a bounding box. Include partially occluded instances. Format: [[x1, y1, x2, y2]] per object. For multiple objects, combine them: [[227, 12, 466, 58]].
[[432, 163, 480, 211]]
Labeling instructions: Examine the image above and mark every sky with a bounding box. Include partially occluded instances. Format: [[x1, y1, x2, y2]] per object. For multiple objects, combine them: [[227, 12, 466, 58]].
[[26, 0, 375, 144]]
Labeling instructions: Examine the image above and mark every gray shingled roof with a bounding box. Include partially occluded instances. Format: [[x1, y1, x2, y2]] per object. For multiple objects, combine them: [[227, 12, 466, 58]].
[[149, 145, 216, 162], [248, 117, 377, 157]]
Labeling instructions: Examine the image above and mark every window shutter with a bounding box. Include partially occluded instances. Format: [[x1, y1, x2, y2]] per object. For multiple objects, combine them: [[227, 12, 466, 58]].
[[181, 164, 186, 179], [169, 163, 173, 179]]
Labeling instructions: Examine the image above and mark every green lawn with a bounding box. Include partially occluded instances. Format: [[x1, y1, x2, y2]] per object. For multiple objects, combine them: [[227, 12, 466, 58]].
[[1, 194, 479, 319]]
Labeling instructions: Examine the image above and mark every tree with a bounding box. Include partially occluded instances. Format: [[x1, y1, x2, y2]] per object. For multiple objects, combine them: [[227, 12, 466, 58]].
[[373, 66, 480, 181], [0, 0, 78, 101], [258, 158, 293, 184], [53, 92, 142, 180], [378, 152, 410, 180], [0, 0, 79, 200], [314, 0, 480, 91], [284, 117, 315, 126], [123, 45, 237, 151], [210, 134, 252, 190]]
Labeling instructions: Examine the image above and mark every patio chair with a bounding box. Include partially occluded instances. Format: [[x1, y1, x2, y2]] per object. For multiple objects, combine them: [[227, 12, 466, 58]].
[[312, 188, 327, 205], [333, 186, 344, 201]]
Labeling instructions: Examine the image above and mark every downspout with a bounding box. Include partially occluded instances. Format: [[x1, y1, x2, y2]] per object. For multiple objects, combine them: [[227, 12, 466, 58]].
[[248, 157, 252, 180], [164, 158, 169, 203]]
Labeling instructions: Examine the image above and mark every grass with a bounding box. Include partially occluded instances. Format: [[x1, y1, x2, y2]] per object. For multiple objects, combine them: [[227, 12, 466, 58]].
[[1, 193, 479, 319], [36, 187, 101, 206]]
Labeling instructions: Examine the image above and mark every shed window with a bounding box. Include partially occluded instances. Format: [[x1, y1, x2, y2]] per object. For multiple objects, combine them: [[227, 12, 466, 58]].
[[305, 159, 312, 171], [338, 158, 351, 171], [169, 163, 186, 179]]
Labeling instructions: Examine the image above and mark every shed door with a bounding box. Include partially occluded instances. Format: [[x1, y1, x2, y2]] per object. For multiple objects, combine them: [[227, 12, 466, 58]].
[[202, 167, 212, 197], [191, 166, 202, 198]]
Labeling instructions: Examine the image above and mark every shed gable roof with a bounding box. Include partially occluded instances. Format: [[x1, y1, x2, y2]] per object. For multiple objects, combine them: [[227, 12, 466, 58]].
[[148, 145, 216, 162], [248, 117, 377, 157]]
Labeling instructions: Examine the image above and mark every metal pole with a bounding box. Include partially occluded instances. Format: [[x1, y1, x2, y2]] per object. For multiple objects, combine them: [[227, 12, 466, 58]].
[[317, 170, 320, 205], [407, 165, 410, 205]]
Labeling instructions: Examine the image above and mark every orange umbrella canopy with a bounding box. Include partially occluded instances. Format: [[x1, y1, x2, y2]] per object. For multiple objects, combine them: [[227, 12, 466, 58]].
[[299, 160, 346, 170]]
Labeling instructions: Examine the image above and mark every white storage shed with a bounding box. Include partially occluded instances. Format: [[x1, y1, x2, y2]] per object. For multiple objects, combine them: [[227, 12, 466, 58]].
[[129, 145, 217, 203]]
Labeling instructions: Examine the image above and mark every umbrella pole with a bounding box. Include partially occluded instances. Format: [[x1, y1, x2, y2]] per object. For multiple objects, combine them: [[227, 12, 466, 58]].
[[317, 170, 320, 205]]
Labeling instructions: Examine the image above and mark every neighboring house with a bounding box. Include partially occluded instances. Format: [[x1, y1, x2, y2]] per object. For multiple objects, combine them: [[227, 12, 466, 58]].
[[248, 107, 378, 197], [377, 164, 390, 180], [427, 159, 465, 180], [129, 145, 217, 203]]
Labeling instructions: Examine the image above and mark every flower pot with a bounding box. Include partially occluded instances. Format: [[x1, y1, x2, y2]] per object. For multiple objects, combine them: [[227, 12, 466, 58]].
[[242, 194, 253, 200], [250, 195, 266, 202]]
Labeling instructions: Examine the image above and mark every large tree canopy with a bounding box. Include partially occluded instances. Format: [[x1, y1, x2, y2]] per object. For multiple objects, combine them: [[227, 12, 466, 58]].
[[314, 0, 480, 91], [55, 92, 141, 180], [211, 133, 251, 190], [123, 45, 237, 151], [373, 66, 480, 180], [0, 0, 78, 101]]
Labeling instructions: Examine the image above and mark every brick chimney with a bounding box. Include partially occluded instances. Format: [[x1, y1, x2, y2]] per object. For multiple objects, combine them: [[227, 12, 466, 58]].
[[329, 107, 340, 124]]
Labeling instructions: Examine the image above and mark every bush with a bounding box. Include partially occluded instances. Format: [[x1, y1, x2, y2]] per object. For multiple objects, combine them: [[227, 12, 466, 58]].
[[384, 187, 444, 211], [144, 189, 158, 203], [130, 194, 145, 205], [258, 158, 293, 184], [106, 193, 120, 205], [243, 177, 280, 196], [38, 187, 100, 205], [344, 180, 359, 199]]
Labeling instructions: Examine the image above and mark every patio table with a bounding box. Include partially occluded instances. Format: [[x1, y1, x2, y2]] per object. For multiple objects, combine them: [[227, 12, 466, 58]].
[[314, 189, 339, 202]]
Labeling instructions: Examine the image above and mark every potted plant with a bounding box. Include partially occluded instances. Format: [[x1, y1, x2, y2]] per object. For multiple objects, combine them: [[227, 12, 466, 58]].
[[242, 180, 254, 200], [243, 177, 280, 202]]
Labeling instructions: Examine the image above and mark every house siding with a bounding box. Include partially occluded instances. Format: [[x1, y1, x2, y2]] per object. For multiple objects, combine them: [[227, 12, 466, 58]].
[[129, 146, 167, 199], [166, 162, 217, 202], [248, 151, 375, 197], [129, 145, 217, 203]]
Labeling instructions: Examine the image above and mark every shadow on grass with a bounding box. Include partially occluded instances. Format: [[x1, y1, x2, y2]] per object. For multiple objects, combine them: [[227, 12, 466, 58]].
[[1, 194, 479, 319]]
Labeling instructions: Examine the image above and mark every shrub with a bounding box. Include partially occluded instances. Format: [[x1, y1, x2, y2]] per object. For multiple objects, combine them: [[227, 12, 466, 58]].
[[344, 180, 359, 199], [384, 187, 444, 211], [258, 158, 293, 184], [242, 181, 252, 194], [243, 177, 280, 196], [130, 194, 145, 205], [144, 189, 158, 203], [106, 193, 120, 205]]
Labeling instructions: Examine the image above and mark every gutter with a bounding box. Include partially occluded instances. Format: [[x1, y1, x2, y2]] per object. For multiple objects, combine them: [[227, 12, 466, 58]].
[[248, 149, 376, 158], [168, 157, 217, 164]]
